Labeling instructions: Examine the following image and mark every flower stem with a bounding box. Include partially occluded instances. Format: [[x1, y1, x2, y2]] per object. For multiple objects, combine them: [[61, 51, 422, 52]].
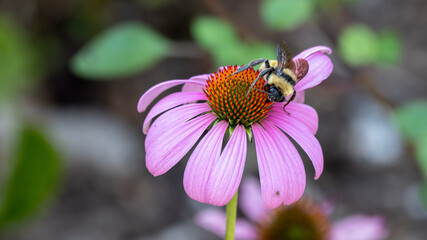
[[225, 191, 238, 240]]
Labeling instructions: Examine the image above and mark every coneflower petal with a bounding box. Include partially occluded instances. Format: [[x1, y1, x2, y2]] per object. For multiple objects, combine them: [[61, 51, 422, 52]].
[[262, 120, 306, 205], [294, 90, 305, 103], [270, 102, 319, 135], [143, 92, 207, 134], [184, 121, 229, 204], [252, 123, 289, 208], [294, 46, 332, 59], [137, 79, 206, 113], [329, 215, 388, 240], [240, 176, 267, 223], [182, 74, 210, 92], [207, 124, 247, 206], [195, 209, 257, 240], [294, 46, 333, 92], [268, 115, 324, 180], [146, 103, 215, 176]]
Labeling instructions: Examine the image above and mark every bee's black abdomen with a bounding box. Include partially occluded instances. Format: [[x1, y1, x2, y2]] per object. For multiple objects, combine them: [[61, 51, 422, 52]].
[[266, 85, 286, 102]]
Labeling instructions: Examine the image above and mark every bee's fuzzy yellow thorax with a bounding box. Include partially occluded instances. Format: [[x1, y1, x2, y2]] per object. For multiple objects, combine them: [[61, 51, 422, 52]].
[[267, 74, 294, 97], [259, 60, 278, 72]]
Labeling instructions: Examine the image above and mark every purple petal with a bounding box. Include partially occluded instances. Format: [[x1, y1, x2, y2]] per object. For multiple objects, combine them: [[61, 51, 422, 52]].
[[235, 219, 257, 240], [145, 103, 215, 176], [252, 122, 306, 208], [268, 113, 323, 179], [294, 46, 333, 92], [195, 209, 226, 238], [240, 177, 267, 223], [137, 79, 206, 113], [294, 46, 332, 60], [270, 102, 319, 135], [143, 92, 207, 134], [206, 125, 247, 206], [330, 215, 388, 240], [182, 74, 210, 92], [184, 121, 229, 204], [195, 209, 257, 240], [262, 121, 306, 205], [294, 90, 305, 103]]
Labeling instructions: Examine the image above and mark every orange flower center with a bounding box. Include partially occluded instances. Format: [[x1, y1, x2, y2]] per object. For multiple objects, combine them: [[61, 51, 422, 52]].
[[203, 66, 273, 128]]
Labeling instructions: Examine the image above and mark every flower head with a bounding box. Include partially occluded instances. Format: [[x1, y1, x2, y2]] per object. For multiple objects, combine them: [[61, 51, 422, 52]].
[[137, 45, 333, 208], [196, 177, 388, 240]]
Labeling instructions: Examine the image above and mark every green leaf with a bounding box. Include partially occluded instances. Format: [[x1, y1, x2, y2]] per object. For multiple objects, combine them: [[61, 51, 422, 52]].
[[191, 16, 239, 51], [260, 0, 315, 31], [191, 16, 275, 67], [0, 125, 61, 229], [215, 42, 276, 67], [378, 30, 402, 64], [416, 134, 427, 180], [70, 21, 170, 80], [339, 24, 379, 67], [0, 16, 38, 101], [395, 100, 427, 141], [419, 181, 427, 209]]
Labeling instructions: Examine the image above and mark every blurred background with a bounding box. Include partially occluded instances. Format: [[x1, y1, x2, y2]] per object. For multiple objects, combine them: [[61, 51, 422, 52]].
[[0, 0, 427, 239]]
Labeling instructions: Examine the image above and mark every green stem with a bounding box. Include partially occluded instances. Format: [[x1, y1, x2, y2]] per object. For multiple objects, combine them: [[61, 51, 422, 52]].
[[225, 191, 238, 240]]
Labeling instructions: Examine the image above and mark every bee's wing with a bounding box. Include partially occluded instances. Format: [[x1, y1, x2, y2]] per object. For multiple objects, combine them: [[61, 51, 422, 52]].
[[276, 41, 294, 75]]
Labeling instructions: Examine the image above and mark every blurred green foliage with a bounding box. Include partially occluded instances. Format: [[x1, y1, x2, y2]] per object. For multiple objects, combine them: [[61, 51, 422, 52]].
[[395, 100, 427, 206], [0, 125, 61, 230], [0, 16, 39, 102], [260, 0, 315, 31], [339, 24, 402, 67], [70, 22, 171, 80], [339, 24, 379, 66], [396, 101, 427, 142], [191, 16, 275, 67], [378, 30, 402, 64]]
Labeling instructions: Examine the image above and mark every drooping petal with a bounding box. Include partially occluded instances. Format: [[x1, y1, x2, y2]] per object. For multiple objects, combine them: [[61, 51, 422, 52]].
[[270, 102, 319, 135], [137, 79, 206, 113], [262, 120, 306, 205], [329, 215, 388, 240], [184, 121, 229, 204], [145, 103, 215, 176], [240, 176, 268, 223], [207, 125, 247, 206], [195, 209, 257, 240], [294, 89, 305, 103], [182, 74, 210, 92], [294, 46, 332, 60], [143, 91, 207, 134], [268, 114, 323, 179], [294, 46, 333, 92], [252, 123, 301, 208]]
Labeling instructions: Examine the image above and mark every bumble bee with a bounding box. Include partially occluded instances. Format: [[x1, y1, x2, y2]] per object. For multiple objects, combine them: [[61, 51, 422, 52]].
[[231, 41, 309, 112]]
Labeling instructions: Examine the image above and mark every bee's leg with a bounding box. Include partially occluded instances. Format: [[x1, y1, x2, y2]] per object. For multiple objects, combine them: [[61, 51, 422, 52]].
[[229, 58, 267, 77], [245, 68, 271, 98], [282, 90, 296, 115]]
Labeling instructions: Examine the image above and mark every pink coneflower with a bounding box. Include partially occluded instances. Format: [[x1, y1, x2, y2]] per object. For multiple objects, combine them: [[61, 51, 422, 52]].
[[137, 46, 333, 208], [196, 177, 389, 240]]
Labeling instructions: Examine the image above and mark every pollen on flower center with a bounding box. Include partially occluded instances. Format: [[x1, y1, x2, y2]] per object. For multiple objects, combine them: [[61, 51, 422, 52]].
[[203, 65, 273, 127]]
